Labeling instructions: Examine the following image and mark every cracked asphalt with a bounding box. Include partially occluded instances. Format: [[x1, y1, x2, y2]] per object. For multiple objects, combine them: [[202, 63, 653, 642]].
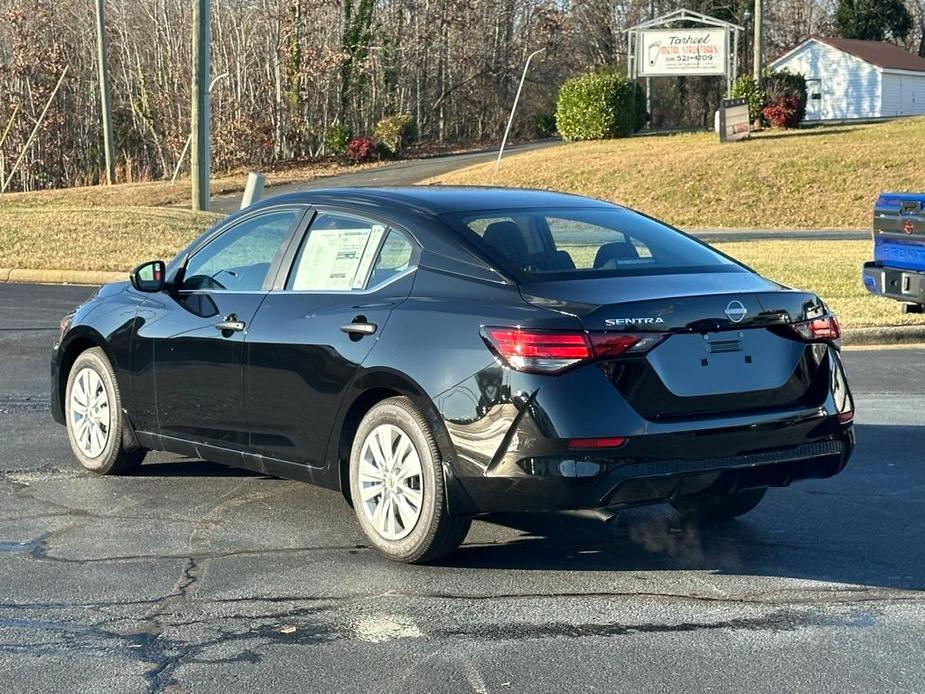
[[1, 282, 923, 693]]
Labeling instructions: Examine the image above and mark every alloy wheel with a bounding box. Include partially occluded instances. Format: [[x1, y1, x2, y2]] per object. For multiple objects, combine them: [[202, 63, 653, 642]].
[[357, 424, 424, 541], [69, 367, 111, 459]]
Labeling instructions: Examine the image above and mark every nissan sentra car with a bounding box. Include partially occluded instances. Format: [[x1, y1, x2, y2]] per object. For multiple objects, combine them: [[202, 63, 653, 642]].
[[51, 187, 854, 562]]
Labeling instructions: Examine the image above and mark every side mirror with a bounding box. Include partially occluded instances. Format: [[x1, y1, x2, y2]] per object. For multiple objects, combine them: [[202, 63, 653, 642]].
[[130, 260, 166, 292]]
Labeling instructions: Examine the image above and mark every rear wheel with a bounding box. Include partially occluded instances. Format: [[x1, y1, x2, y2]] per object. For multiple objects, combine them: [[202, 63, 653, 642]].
[[349, 397, 470, 563], [65, 348, 146, 475], [671, 488, 767, 523]]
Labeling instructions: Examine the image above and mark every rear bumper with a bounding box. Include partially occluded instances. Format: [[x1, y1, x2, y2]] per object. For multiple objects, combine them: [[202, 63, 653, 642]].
[[451, 433, 852, 513], [438, 343, 854, 515], [863, 261, 925, 304]]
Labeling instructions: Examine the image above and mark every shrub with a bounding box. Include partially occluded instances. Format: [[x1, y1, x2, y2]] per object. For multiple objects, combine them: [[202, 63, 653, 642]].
[[762, 95, 802, 128], [345, 136, 376, 163], [374, 113, 416, 157], [534, 112, 557, 137], [730, 74, 765, 123], [762, 70, 807, 127], [555, 72, 646, 141], [325, 123, 352, 157]]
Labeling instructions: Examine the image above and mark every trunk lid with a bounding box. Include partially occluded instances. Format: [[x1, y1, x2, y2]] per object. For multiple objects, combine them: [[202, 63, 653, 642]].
[[520, 272, 832, 420]]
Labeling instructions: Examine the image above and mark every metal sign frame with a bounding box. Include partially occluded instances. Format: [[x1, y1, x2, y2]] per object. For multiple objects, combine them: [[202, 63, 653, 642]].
[[625, 8, 743, 96]]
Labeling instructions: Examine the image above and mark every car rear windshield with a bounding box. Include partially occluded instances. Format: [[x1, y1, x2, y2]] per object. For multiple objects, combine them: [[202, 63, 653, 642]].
[[445, 206, 743, 282]]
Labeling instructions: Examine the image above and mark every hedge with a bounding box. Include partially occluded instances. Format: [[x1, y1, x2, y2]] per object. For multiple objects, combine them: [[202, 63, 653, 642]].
[[555, 72, 646, 141]]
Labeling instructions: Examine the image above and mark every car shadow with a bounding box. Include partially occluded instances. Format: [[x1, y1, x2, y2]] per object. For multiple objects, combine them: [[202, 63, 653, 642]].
[[137, 457, 264, 478], [443, 423, 924, 591]]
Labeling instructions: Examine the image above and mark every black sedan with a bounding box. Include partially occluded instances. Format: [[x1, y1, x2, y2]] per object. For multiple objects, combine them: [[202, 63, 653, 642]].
[[51, 187, 854, 563]]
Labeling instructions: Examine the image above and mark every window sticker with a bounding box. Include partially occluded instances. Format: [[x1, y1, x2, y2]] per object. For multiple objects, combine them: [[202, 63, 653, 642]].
[[292, 227, 377, 290]]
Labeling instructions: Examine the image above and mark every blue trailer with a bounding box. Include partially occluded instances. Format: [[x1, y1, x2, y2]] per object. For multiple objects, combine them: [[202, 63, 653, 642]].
[[863, 193, 925, 313]]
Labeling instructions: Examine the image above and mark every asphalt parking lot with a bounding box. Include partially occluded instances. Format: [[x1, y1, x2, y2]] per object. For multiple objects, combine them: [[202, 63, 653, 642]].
[[1, 282, 923, 693]]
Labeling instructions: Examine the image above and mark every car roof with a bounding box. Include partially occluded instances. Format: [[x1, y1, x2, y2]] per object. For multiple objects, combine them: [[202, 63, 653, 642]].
[[247, 186, 617, 217]]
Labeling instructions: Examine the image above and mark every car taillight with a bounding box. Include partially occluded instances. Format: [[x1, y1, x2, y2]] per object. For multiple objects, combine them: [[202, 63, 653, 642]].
[[481, 327, 663, 374], [792, 315, 841, 346]]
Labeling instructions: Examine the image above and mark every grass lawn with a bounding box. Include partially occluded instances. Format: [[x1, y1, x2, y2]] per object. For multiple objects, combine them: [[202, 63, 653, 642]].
[[0, 160, 379, 272], [2, 122, 923, 329], [0, 205, 218, 272], [0, 205, 917, 328], [426, 117, 925, 230]]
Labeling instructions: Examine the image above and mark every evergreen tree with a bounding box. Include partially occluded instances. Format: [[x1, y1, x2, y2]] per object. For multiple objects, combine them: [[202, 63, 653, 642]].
[[834, 0, 913, 41]]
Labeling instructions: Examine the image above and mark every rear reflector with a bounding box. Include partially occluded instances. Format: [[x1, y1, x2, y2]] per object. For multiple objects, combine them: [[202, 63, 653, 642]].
[[792, 315, 841, 345], [481, 327, 664, 374], [568, 437, 627, 450], [837, 410, 854, 424]]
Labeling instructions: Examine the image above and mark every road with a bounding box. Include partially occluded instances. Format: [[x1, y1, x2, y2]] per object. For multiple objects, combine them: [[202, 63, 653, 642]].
[[211, 141, 560, 214], [1, 283, 923, 693]]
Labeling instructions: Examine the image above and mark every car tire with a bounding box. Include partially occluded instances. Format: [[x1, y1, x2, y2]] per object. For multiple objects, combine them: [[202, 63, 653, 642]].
[[64, 347, 146, 475], [349, 396, 471, 563], [671, 488, 767, 523]]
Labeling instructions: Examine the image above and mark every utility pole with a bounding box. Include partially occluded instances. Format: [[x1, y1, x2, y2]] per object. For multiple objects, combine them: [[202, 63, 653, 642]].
[[94, 0, 115, 185], [191, 0, 211, 211], [752, 0, 763, 84]]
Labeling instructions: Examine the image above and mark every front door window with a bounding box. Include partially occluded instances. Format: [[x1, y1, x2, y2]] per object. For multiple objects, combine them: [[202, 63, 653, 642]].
[[182, 210, 300, 291]]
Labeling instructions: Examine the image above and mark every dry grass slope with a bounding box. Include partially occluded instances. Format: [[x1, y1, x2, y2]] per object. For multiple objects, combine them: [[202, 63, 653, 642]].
[[428, 118, 925, 230], [0, 206, 219, 272]]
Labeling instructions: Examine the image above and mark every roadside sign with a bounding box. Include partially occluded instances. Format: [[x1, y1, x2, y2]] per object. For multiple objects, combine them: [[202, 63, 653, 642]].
[[638, 28, 727, 77], [719, 97, 750, 142]]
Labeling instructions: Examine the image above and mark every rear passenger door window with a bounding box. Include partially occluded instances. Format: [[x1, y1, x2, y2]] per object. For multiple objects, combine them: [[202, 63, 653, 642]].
[[287, 212, 387, 291], [286, 211, 416, 291]]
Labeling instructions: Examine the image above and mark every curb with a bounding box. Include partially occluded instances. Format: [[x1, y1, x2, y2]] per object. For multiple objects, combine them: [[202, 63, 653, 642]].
[[842, 326, 925, 346], [0, 268, 125, 285]]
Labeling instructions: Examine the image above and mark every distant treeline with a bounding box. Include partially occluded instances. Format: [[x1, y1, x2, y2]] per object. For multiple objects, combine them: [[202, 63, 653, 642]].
[[0, 0, 921, 191]]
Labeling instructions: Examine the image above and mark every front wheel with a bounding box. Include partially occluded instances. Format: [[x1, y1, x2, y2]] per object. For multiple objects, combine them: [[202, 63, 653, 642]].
[[349, 397, 470, 563], [64, 347, 146, 475], [671, 488, 767, 523]]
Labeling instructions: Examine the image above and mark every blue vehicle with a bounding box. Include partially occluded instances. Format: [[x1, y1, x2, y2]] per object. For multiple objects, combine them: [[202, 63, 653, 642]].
[[863, 193, 925, 313]]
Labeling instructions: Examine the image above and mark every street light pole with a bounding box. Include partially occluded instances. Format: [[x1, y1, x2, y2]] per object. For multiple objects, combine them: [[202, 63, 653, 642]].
[[94, 0, 115, 185], [191, 0, 211, 211], [496, 47, 546, 172]]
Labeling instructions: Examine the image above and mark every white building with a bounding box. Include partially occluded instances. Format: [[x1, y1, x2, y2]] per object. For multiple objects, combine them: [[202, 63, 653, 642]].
[[770, 35, 925, 121]]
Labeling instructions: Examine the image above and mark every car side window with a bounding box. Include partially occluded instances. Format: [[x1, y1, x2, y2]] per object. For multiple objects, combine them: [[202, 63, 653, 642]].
[[287, 212, 388, 291], [181, 210, 299, 291], [368, 230, 414, 288]]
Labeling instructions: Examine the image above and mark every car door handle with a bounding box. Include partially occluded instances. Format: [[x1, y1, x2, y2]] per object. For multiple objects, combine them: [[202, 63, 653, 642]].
[[215, 315, 246, 332], [340, 322, 377, 336]]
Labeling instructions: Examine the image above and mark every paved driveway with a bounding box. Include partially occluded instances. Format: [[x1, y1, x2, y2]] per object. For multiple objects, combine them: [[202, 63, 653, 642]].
[[0, 283, 922, 693]]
